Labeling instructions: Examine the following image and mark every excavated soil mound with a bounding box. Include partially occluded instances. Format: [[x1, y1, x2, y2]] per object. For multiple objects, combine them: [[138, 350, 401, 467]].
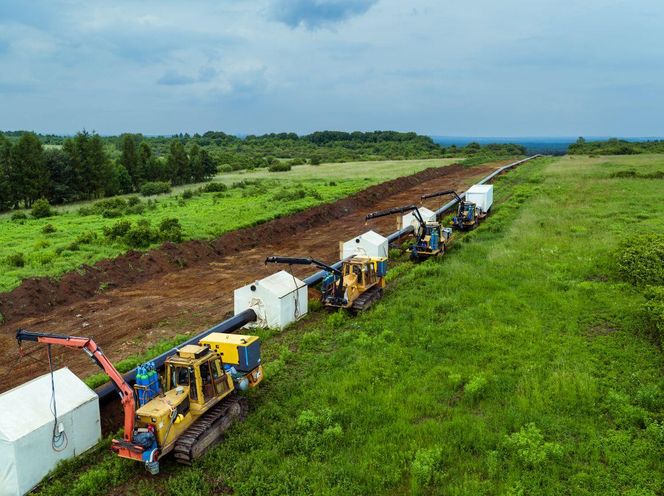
[[0, 164, 469, 324]]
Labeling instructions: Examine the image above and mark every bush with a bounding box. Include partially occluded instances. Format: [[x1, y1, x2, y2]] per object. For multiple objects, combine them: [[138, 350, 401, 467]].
[[158, 217, 184, 242], [610, 170, 638, 178], [79, 197, 144, 217], [411, 447, 444, 493], [309, 156, 321, 165], [92, 197, 127, 212], [123, 220, 157, 248], [202, 182, 227, 193], [5, 252, 26, 267], [41, 223, 57, 234], [268, 163, 292, 172], [126, 196, 141, 207], [271, 187, 321, 202], [644, 286, 664, 338], [31, 198, 53, 219], [502, 423, 562, 468], [75, 231, 97, 244], [101, 209, 124, 218], [182, 189, 194, 199], [103, 219, 132, 240], [617, 234, 664, 286], [464, 374, 489, 400], [11, 211, 27, 221], [125, 203, 146, 215], [140, 181, 171, 196]]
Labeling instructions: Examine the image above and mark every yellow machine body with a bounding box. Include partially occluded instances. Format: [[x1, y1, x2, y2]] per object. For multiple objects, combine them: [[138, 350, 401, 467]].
[[135, 344, 238, 455], [200, 333, 259, 368], [332, 256, 387, 309]]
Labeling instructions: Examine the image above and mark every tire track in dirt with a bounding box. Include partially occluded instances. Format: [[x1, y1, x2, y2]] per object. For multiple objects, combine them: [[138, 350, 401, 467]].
[[0, 162, 507, 393]]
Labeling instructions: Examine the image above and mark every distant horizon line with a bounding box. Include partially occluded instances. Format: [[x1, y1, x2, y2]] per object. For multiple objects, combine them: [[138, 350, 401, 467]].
[[2, 130, 663, 141]]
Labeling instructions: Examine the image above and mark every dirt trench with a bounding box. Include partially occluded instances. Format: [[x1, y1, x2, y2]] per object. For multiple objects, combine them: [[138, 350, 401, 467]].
[[0, 161, 506, 393]]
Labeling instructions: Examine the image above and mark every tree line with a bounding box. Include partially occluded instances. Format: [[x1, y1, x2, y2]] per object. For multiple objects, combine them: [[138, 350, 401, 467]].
[[0, 132, 216, 210], [0, 129, 526, 211], [568, 137, 664, 155]]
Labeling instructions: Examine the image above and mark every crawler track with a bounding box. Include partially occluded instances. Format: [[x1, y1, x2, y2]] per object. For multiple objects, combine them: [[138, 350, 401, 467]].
[[173, 395, 248, 465], [351, 286, 384, 313]]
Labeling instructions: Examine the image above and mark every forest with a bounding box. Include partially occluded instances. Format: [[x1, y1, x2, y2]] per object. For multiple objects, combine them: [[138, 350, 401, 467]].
[[0, 130, 525, 210]]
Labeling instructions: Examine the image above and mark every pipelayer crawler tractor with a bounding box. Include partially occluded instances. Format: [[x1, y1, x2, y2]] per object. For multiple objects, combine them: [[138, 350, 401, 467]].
[[265, 255, 387, 312], [16, 328, 263, 474], [421, 185, 493, 231], [365, 204, 452, 261]]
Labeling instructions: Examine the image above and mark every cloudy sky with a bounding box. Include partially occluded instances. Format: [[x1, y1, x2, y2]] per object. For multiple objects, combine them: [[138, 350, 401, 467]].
[[0, 0, 662, 136]]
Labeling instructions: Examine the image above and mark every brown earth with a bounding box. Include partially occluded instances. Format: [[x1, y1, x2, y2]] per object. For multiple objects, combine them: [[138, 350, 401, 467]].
[[0, 161, 510, 394]]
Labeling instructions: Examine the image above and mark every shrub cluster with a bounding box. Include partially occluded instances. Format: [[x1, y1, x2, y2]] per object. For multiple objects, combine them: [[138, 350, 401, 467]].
[[140, 181, 171, 196], [610, 169, 664, 179], [617, 234, 664, 342], [31, 198, 54, 218], [617, 234, 664, 286], [41, 223, 57, 234], [411, 447, 444, 493], [202, 182, 228, 193], [103, 217, 184, 247], [268, 163, 292, 172], [501, 423, 562, 468], [271, 187, 322, 202], [5, 252, 26, 267], [79, 196, 146, 217], [645, 287, 664, 338], [67, 230, 98, 251]]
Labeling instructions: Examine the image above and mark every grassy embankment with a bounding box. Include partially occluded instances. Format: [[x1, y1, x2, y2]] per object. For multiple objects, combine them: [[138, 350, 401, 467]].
[[0, 158, 460, 293], [35, 154, 664, 495]]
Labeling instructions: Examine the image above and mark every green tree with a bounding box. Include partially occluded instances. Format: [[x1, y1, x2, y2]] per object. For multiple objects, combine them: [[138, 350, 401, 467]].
[[0, 134, 12, 210], [464, 142, 481, 155], [88, 133, 110, 197], [44, 148, 78, 204], [189, 143, 202, 181], [10, 132, 47, 207], [138, 142, 161, 182], [167, 141, 190, 185], [199, 149, 217, 179], [106, 163, 133, 196], [119, 134, 141, 188], [62, 137, 84, 197]]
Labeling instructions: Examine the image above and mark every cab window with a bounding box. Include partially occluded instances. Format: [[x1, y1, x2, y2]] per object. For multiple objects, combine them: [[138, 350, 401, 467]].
[[200, 361, 215, 402], [170, 365, 197, 401]]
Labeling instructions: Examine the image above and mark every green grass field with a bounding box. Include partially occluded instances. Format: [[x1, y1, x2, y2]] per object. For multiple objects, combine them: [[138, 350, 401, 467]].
[[35, 154, 664, 495], [0, 158, 458, 293]]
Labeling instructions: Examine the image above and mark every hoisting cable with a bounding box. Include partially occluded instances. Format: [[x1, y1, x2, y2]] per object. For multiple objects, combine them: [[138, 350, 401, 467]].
[[288, 265, 301, 320], [47, 344, 68, 452]]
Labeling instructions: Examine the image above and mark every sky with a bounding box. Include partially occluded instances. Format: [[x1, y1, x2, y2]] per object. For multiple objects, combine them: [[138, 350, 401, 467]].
[[0, 0, 662, 137]]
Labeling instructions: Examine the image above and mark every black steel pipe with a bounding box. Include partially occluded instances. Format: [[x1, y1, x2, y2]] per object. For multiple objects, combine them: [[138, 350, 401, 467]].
[[96, 155, 541, 403], [96, 308, 257, 404], [303, 260, 346, 286]]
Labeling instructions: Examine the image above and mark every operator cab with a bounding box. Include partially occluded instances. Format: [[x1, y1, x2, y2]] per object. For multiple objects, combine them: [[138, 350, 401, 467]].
[[166, 345, 233, 408], [343, 258, 377, 288]]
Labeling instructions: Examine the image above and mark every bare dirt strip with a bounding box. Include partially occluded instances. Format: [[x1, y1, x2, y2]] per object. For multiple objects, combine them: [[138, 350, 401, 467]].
[[0, 161, 509, 393]]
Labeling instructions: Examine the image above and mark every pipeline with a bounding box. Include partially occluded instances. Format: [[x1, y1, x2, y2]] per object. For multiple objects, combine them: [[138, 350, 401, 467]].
[[432, 155, 542, 217], [96, 155, 541, 403]]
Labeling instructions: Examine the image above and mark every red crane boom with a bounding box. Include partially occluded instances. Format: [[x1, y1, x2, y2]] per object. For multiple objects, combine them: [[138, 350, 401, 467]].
[[16, 329, 143, 461]]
